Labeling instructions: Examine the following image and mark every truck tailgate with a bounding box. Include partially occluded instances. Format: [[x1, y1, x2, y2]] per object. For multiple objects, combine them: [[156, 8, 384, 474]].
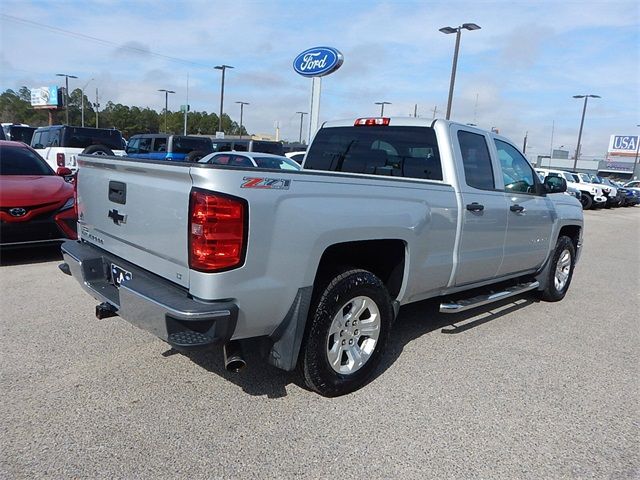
[[77, 156, 192, 288]]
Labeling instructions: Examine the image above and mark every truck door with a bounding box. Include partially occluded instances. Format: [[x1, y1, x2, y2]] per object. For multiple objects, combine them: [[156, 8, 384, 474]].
[[492, 139, 554, 276], [453, 127, 508, 286]]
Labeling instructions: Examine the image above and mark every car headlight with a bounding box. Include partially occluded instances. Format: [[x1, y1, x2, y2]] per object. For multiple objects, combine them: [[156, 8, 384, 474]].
[[59, 197, 75, 211]]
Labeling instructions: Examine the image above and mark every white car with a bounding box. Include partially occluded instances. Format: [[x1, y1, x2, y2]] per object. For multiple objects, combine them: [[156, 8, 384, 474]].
[[536, 168, 606, 209], [285, 150, 306, 164], [199, 151, 301, 170]]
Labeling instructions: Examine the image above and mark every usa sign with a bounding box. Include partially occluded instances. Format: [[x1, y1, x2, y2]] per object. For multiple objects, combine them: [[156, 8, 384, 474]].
[[608, 135, 639, 154], [293, 47, 344, 77]]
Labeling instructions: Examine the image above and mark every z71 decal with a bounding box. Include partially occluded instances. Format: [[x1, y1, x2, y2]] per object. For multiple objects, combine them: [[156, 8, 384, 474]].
[[241, 177, 291, 190]]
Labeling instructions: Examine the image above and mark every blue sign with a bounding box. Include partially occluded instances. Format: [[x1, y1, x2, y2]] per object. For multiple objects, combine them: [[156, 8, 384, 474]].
[[293, 47, 344, 77], [609, 135, 638, 152]]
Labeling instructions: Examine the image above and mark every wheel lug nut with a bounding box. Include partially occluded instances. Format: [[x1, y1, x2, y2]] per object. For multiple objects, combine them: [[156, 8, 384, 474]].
[[349, 339, 353, 345], [345, 321, 350, 327], [354, 329, 359, 335], [340, 330, 344, 336], [342, 339, 346, 345], [352, 320, 357, 326]]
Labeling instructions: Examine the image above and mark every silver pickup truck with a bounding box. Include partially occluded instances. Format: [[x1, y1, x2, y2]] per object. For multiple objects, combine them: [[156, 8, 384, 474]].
[[60, 118, 583, 396]]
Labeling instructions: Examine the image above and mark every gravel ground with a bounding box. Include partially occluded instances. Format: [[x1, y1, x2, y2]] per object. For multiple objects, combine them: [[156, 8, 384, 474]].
[[1, 208, 638, 479]]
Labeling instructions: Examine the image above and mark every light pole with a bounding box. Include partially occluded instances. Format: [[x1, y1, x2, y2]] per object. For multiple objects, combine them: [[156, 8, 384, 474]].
[[572, 94, 600, 171], [80, 78, 94, 127], [158, 89, 175, 133], [235, 101, 249, 139], [439, 23, 481, 120], [375, 101, 391, 116], [56, 73, 78, 125], [632, 125, 640, 179], [215, 65, 234, 134], [296, 111, 308, 144]]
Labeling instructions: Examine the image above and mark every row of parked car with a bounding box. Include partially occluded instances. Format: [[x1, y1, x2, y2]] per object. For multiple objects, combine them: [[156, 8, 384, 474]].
[[536, 167, 640, 209], [1, 123, 638, 249]]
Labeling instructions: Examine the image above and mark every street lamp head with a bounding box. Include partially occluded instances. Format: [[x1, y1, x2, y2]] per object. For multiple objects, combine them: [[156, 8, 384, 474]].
[[235, 101, 249, 105], [572, 95, 585, 98], [588, 95, 601, 98], [439, 26, 457, 34], [462, 23, 481, 30], [56, 73, 78, 79], [215, 65, 234, 70], [375, 101, 391, 105], [573, 94, 600, 99]]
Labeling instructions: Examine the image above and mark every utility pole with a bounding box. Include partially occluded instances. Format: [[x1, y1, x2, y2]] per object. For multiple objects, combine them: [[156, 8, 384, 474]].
[[549, 120, 555, 158], [56, 73, 78, 125], [374, 101, 391, 116], [94, 88, 100, 128], [184, 73, 189, 135], [80, 78, 93, 127], [523, 131, 528, 154], [296, 111, 308, 143], [431, 105, 438, 119], [158, 89, 175, 133], [572, 94, 600, 171], [413, 104, 418, 117]]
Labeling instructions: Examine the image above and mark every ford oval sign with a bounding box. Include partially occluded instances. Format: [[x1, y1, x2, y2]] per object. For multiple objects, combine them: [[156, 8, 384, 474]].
[[293, 47, 344, 77]]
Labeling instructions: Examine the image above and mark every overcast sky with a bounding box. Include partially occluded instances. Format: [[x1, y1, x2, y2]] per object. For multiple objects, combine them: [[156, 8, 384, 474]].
[[1, 0, 638, 158]]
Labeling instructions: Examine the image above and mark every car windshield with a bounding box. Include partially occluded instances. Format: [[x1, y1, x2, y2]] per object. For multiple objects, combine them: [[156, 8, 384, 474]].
[[577, 173, 592, 183], [252, 156, 301, 170], [173, 136, 213, 154], [0, 145, 54, 175], [589, 175, 603, 184]]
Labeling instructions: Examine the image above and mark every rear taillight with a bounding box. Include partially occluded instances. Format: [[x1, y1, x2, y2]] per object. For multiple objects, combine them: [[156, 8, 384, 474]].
[[189, 189, 247, 272], [354, 117, 390, 126], [56, 152, 65, 167]]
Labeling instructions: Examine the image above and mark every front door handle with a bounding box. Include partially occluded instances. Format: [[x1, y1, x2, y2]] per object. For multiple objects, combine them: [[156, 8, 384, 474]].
[[466, 202, 485, 212], [510, 204, 525, 213]]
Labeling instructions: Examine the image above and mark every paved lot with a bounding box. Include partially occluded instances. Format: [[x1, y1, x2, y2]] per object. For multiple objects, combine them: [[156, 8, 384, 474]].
[[1, 208, 638, 479]]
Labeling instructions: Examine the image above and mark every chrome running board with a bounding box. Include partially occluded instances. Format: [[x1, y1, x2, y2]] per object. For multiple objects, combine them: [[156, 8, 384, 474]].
[[439, 281, 540, 314]]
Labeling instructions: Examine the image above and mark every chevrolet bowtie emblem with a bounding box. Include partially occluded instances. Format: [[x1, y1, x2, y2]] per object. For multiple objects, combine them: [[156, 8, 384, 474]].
[[108, 209, 127, 225]]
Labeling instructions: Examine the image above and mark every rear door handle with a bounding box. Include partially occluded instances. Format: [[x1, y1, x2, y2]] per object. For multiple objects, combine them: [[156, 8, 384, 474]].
[[466, 202, 485, 212], [510, 204, 525, 213]]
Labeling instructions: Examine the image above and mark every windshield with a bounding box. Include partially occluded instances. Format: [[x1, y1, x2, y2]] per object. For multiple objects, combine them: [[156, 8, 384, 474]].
[[577, 173, 592, 183], [252, 156, 301, 171], [0, 145, 53, 175]]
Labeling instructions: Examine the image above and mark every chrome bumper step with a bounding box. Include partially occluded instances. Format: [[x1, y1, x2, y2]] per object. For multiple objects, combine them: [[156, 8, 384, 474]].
[[439, 281, 540, 314]]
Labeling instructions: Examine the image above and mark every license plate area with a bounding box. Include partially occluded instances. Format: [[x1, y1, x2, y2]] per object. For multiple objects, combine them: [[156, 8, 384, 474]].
[[110, 263, 132, 287]]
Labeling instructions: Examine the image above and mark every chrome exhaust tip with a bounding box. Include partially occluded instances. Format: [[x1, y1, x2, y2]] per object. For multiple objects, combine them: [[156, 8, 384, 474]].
[[223, 341, 246, 373]]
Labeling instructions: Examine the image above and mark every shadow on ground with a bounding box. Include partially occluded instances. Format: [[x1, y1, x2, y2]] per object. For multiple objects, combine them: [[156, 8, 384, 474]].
[[0, 245, 63, 267], [182, 293, 538, 399]]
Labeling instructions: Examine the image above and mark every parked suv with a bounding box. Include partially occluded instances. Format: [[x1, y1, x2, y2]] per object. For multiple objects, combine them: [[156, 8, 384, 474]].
[[1, 123, 36, 144], [210, 138, 284, 156], [31, 125, 125, 172], [126, 134, 213, 162]]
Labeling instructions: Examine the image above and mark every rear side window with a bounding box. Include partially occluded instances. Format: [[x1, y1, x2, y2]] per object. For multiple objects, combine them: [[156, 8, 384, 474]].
[[173, 137, 213, 154], [0, 145, 53, 175], [61, 127, 123, 150], [457, 131, 494, 190], [305, 126, 442, 180], [212, 141, 232, 152], [152, 137, 168, 152], [232, 142, 248, 151]]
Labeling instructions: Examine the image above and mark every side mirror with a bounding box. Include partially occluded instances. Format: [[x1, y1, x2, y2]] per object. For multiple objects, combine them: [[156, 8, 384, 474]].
[[544, 176, 567, 194], [57, 167, 73, 176]]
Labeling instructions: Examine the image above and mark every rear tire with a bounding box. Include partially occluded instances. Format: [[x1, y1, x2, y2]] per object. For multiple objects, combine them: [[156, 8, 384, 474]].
[[82, 144, 114, 156], [539, 236, 576, 302], [301, 269, 393, 397], [186, 150, 207, 162]]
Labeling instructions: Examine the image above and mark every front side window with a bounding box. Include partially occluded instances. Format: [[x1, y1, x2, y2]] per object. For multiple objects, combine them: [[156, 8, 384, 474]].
[[494, 139, 536, 194], [457, 130, 494, 190], [138, 137, 152, 154], [126, 137, 140, 154], [305, 126, 443, 180]]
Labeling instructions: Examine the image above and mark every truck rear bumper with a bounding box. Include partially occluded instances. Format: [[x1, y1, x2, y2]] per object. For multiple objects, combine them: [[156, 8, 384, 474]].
[[60, 240, 238, 351]]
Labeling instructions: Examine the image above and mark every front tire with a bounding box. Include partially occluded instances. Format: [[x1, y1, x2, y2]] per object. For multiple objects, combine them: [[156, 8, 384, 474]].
[[580, 193, 593, 210], [301, 269, 393, 397], [539, 236, 576, 302]]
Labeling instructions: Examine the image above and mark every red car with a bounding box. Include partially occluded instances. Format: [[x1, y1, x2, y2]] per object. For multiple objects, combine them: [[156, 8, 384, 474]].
[[0, 140, 77, 247]]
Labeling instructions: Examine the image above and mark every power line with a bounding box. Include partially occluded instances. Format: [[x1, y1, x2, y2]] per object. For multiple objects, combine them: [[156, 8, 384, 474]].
[[0, 14, 213, 69]]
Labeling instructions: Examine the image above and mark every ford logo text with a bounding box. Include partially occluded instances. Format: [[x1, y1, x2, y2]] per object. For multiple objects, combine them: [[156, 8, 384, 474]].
[[293, 47, 343, 77]]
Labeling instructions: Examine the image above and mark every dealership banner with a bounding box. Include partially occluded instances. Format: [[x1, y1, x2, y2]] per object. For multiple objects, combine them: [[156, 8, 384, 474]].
[[30, 86, 59, 107], [608, 135, 639, 154]]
